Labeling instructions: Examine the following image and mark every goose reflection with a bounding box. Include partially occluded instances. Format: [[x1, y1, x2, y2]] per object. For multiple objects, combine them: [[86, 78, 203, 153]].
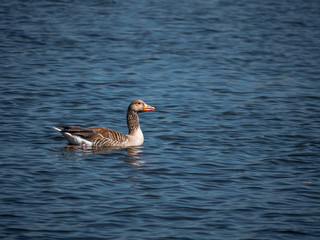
[[125, 146, 144, 166], [59, 145, 144, 165]]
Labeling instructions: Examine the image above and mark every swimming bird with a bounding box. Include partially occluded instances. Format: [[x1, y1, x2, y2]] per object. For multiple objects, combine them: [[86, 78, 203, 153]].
[[54, 99, 155, 147]]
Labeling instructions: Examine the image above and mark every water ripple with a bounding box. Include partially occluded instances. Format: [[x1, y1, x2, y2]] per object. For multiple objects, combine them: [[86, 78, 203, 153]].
[[1, 0, 320, 239]]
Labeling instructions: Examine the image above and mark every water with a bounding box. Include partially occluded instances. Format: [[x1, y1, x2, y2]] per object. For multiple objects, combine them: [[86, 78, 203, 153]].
[[1, 0, 320, 239]]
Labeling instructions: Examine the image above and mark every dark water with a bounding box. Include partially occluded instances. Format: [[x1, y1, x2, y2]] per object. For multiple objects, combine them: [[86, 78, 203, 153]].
[[1, 0, 320, 239]]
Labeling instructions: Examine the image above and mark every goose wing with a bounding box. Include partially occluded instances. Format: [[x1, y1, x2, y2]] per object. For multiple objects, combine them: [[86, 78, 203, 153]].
[[88, 127, 129, 146], [55, 126, 128, 147]]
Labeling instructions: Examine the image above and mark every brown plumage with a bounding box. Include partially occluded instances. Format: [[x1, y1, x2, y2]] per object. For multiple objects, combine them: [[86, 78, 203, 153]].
[[54, 99, 155, 147]]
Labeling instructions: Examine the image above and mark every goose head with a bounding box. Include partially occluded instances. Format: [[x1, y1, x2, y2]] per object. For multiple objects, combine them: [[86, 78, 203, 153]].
[[129, 99, 155, 113]]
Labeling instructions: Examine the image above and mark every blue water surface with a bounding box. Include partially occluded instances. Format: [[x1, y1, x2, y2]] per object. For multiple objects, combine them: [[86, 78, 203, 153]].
[[1, 0, 320, 239]]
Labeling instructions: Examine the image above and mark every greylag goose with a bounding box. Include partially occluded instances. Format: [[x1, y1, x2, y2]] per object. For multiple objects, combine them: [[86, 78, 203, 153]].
[[54, 99, 155, 147]]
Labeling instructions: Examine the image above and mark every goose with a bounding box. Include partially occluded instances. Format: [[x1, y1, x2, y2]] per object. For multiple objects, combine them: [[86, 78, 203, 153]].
[[54, 99, 155, 147]]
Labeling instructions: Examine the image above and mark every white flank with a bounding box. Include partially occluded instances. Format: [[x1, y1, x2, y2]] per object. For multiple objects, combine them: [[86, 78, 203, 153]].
[[53, 127, 93, 146]]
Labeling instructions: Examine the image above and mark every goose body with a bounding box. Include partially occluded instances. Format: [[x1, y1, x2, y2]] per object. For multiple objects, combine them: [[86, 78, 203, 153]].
[[54, 100, 155, 147]]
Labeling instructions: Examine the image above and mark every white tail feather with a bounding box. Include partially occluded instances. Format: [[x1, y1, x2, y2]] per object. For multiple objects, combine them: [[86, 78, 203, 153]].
[[53, 127, 62, 132], [53, 127, 92, 146]]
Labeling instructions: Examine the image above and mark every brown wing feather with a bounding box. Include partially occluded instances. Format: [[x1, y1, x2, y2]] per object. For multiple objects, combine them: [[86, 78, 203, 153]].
[[59, 126, 128, 146], [88, 127, 129, 146], [59, 126, 97, 139]]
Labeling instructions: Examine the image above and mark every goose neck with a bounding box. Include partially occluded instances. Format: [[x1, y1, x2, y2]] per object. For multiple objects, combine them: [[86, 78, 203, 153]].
[[127, 109, 140, 134]]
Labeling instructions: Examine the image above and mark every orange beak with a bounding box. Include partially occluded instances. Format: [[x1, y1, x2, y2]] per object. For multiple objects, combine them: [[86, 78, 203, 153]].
[[143, 104, 155, 112]]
